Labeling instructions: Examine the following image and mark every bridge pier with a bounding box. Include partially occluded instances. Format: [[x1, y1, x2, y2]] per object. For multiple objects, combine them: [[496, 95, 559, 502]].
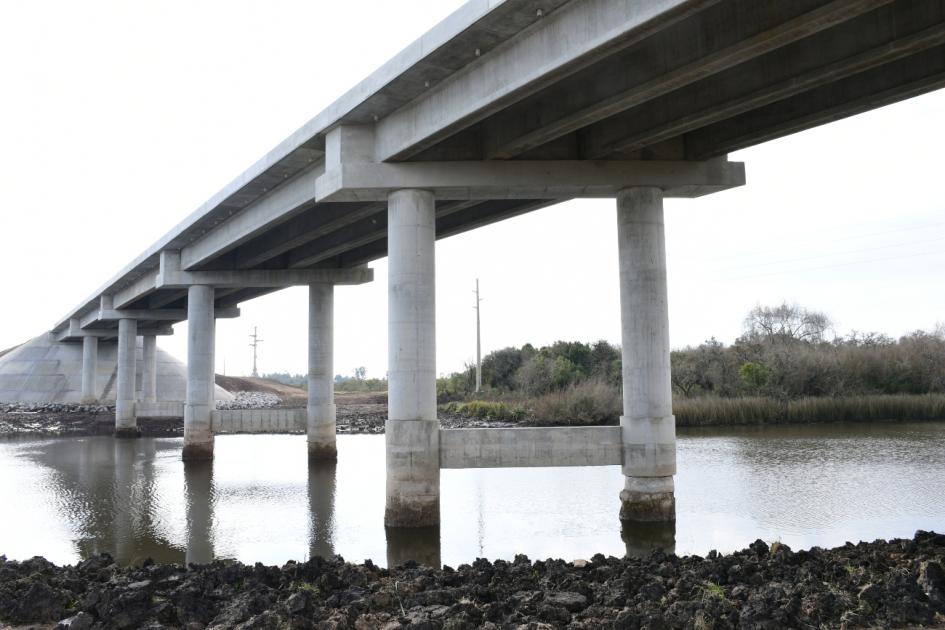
[[114, 318, 139, 437], [141, 334, 157, 404], [307, 283, 337, 460], [385, 189, 440, 528], [183, 285, 216, 461], [616, 187, 676, 523], [80, 336, 99, 403]]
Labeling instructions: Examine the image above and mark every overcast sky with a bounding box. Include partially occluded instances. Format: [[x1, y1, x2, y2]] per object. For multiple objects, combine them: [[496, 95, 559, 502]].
[[2, 0, 943, 380]]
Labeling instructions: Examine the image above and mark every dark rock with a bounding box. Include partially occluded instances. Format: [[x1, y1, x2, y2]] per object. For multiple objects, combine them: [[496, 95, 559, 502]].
[[56, 611, 94, 630]]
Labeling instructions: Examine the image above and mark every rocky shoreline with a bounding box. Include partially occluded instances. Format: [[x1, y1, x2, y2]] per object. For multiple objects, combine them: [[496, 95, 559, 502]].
[[0, 532, 942, 629], [0, 402, 518, 439]]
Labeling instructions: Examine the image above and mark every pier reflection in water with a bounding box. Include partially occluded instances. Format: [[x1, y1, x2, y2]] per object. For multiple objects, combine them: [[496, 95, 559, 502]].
[[2, 423, 944, 568]]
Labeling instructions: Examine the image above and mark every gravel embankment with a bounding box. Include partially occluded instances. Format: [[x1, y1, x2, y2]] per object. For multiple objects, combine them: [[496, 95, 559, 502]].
[[0, 532, 943, 629]]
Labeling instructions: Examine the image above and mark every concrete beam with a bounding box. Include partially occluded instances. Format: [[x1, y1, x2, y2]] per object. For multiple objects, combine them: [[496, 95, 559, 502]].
[[582, 6, 945, 158], [180, 163, 324, 271], [686, 44, 945, 159], [113, 273, 159, 309], [316, 159, 745, 202], [439, 427, 622, 469], [481, 0, 893, 159], [373, 0, 714, 161], [228, 202, 385, 270], [56, 319, 173, 342]]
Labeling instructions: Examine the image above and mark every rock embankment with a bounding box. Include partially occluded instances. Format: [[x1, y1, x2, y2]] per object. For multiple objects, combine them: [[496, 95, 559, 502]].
[[1, 532, 943, 629], [215, 392, 283, 410]]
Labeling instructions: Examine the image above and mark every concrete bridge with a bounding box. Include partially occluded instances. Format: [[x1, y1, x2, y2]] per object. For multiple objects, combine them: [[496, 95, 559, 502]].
[[47, 0, 945, 527]]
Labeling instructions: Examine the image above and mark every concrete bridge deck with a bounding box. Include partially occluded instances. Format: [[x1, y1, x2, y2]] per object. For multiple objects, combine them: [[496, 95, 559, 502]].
[[36, 0, 945, 530]]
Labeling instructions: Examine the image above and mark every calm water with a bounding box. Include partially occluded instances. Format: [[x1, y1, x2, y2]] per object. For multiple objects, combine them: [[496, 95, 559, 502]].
[[1, 423, 943, 568]]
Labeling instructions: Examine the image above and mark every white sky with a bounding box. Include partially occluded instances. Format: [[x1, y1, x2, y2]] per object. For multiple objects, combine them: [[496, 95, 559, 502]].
[[1, 1, 943, 380]]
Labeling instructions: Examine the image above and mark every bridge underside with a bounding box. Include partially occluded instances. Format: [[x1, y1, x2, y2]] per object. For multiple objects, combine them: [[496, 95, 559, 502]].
[[44, 0, 945, 533]]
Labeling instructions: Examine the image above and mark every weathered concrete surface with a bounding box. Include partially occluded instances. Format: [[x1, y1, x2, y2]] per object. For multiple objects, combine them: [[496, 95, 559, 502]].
[[140, 335, 158, 404], [182, 286, 215, 461], [114, 319, 138, 436], [386, 189, 439, 528], [617, 187, 676, 522], [439, 426, 622, 469], [307, 283, 336, 460]]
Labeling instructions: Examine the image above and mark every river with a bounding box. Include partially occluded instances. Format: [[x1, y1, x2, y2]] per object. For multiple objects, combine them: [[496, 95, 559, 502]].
[[1, 422, 943, 568]]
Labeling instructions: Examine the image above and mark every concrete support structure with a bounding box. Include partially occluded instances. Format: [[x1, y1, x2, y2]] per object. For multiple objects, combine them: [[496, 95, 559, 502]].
[[80, 336, 99, 403], [114, 318, 139, 437], [307, 283, 337, 460], [141, 335, 158, 404], [616, 187, 676, 522], [183, 285, 216, 461], [385, 189, 439, 528]]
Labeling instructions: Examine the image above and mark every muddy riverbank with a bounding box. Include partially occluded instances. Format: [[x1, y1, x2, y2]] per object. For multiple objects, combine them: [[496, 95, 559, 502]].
[[1, 531, 943, 629]]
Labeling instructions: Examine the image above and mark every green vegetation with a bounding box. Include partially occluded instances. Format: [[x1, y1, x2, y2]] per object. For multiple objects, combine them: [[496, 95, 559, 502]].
[[262, 372, 306, 388], [334, 367, 388, 393], [436, 303, 945, 426]]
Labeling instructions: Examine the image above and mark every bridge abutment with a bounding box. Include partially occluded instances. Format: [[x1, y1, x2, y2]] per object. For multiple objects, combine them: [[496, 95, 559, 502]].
[[308, 283, 337, 461], [114, 318, 139, 437], [385, 189, 440, 528], [616, 187, 676, 523], [183, 285, 216, 461]]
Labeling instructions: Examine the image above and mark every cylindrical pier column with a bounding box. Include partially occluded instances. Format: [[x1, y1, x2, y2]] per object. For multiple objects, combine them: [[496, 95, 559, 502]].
[[385, 188, 439, 528], [616, 187, 676, 522], [115, 319, 139, 437], [141, 335, 158, 404], [183, 285, 216, 461], [81, 336, 99, 403], [308, 283, 337, 460]]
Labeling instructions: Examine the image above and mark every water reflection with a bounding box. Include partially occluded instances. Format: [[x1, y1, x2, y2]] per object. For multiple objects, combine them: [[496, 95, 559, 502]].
[[183, 460, 214, 565], [386, 526, 441, 568], [1, 424, 943, 569], [621, 520, 676, 558], [307, 461, 336, 560]]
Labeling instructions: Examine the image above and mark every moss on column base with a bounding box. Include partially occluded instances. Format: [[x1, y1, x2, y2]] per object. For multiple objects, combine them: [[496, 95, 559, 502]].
[[114, 427, 141, 439], [619, 490, 675, 523], [182, 441, 214, 461], [308, 441, 338, 462], [384, 497, 440, 528]]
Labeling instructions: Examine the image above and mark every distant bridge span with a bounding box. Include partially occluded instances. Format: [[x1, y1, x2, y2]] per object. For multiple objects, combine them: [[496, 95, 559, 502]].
[[47, 0, 945, 528]]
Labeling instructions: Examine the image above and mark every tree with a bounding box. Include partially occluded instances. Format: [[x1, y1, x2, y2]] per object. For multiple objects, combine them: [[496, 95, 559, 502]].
[[353, 366, 367, 380], [743, 303, 831, 343]]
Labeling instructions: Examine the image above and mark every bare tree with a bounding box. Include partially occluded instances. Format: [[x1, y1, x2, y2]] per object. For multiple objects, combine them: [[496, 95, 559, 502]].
[[743, 303, 832, 343]]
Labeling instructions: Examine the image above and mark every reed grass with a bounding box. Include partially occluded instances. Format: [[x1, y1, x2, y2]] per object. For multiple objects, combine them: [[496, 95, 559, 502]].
[[674, 394, 945, 426]]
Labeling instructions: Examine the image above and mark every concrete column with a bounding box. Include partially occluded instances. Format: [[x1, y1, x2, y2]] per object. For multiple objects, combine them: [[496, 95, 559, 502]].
[[81, 336, 99, 403], [141, 335, 158, 404], [385, 188, 439, 528], [183, 285, 215, 461], [308, 283, 337, 460], [115, 318, 139, 437], [616, 187, 676, 522]]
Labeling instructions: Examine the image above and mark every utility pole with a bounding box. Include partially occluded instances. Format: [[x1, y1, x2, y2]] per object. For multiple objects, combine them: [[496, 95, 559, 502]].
[[474, 279, 482, 393], [249, 327, 264, 378]]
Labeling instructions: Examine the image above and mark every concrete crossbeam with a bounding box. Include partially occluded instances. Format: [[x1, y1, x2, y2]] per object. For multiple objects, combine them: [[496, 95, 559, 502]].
[[439, 427, 622, 469], [316, 159, 745, 202], [157, 268, 374, 289], [79, 307, 240, 329]]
